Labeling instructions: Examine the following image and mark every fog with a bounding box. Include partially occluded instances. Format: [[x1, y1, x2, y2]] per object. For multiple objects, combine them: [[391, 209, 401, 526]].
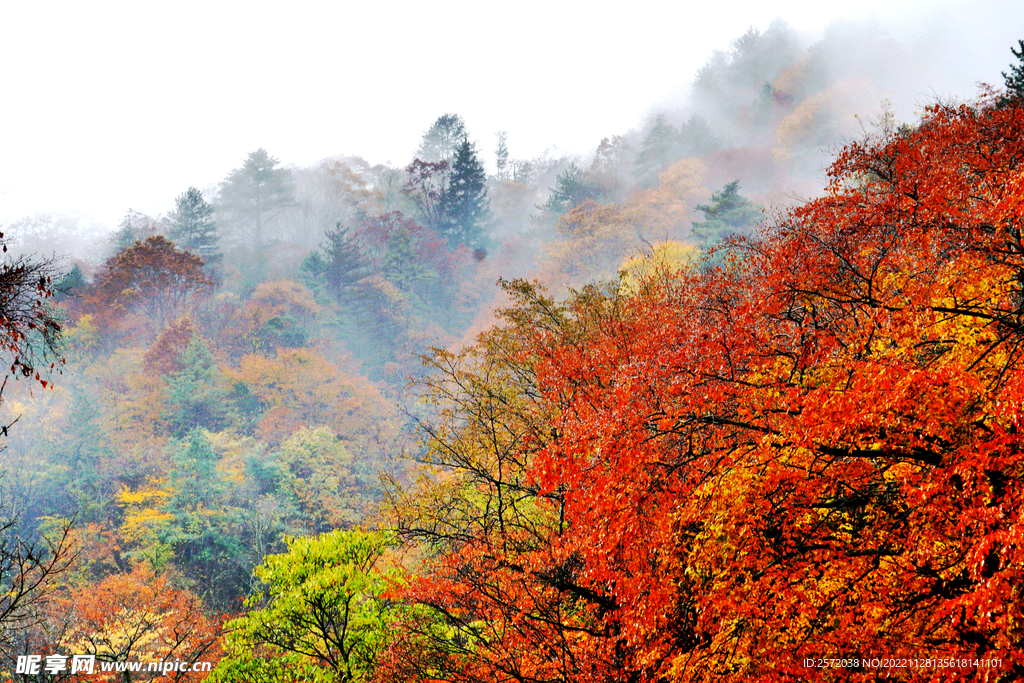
[[2, 0, 1020, 227], [0, 0, 1022, 669]]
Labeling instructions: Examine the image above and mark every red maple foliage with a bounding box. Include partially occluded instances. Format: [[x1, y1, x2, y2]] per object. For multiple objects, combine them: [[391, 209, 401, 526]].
[[383, 98, 1024, 682]]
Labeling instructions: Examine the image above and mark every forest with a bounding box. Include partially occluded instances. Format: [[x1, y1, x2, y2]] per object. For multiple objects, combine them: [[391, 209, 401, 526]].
[[0, 22, 1021, 683]]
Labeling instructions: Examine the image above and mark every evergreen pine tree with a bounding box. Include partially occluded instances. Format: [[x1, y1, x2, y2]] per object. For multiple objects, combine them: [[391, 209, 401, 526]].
[[999, 39, 1024, 107], [167, 187, 220, 266], [165, 338, 228, 435], [691, 181, 762, 249], [217, 149, 295, 253], [633, 115, 681, 186], [109, 209, 160, 256], [54, 264, 86, 301], [170, 428, 221, 510], [441, 139, 490, 248], [538, 163, 603, 221], [416, 114, 468, 164], [301, 224, 370, 308], [679, 114, 722, 157]]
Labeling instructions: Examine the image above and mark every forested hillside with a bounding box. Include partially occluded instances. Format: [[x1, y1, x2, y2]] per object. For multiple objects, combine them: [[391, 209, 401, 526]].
[[0, 24, 1021, 683]]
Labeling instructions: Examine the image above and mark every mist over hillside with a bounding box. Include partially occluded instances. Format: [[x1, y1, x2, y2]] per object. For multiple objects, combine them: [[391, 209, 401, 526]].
[[2, 1, 1020, 226], [0, 7, 1022, 681], [6, 12, 1021, 282]]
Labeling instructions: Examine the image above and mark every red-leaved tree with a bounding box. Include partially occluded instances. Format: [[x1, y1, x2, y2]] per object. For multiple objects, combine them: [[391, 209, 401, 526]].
[[90, 236, 214, 339], [380, 96, 1024, 682]]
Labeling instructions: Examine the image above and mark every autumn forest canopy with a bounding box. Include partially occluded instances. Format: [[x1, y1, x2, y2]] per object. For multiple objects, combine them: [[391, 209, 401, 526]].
[[0, 23, 1022, 683]]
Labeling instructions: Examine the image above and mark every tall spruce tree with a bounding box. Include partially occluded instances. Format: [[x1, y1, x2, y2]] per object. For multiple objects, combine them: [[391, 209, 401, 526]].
[[168, 187, 220, 265], [441, 138, 489, 248], [54, 264, 86, 302]]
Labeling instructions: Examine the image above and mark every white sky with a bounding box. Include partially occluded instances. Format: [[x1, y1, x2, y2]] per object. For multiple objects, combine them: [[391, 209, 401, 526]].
[[1, 0, 1022, 227]]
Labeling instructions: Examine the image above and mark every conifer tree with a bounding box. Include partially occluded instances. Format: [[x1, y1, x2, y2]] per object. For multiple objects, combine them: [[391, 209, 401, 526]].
[[54, 264, 86, 301], [633, 115, 681, 186], [109, 209, 160, 256], [690, 180, 762, 249], [167, 187, 220, 266], [217, 149, 295, 253], [301, 224, 370, 308], [1000, 39, 1024, 106], [165, 338, 228, 435], [495, 131, 510, 181], [538, 163, 603, 221], [169, 427, 221, 509], [678, 114, 722, 157], [416, 114, 468, 164], [441, 139, 489, 248]]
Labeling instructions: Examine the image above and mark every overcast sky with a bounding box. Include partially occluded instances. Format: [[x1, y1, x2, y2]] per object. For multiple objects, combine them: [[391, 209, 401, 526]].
[[1, 0, 1022, 227]]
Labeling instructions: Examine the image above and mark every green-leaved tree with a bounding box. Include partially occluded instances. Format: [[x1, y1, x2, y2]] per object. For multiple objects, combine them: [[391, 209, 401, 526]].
[[211, 529, 398, 683], [164, 338, 228, 435]]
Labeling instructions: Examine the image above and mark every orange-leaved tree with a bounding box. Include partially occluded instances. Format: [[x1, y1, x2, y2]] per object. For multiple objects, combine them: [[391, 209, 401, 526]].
[[90, 236, 214, 339], [55, 564, 222, 682], [383, 95, 1024, 682]]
